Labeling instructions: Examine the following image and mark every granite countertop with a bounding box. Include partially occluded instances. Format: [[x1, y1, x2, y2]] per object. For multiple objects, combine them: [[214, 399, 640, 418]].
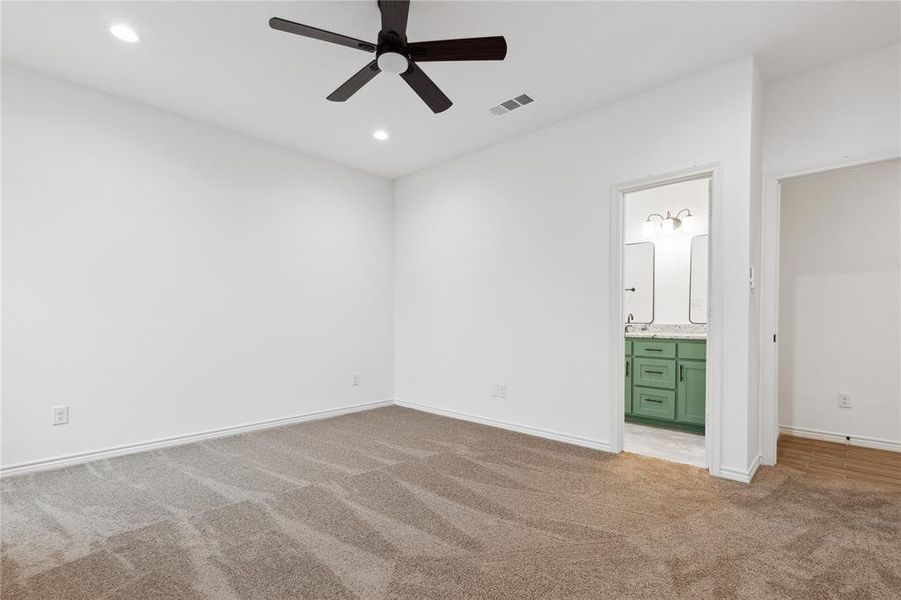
[[624, 323, 707, 340]]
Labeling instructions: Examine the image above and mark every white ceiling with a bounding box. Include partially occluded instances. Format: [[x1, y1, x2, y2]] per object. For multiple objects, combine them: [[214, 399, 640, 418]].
[[3, 1, 899, 178]]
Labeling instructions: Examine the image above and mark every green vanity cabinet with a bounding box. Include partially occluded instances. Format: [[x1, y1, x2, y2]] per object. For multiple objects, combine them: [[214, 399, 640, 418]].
[[624, 337, 705, 433]]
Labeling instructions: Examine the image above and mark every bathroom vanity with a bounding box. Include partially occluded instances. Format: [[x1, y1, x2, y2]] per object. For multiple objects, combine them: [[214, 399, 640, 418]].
[[622, 205, 709, 434], [625, 330, 706, 433]]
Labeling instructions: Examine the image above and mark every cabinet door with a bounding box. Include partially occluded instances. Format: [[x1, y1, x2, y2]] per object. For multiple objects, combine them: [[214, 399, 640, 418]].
[[625, 358, 633, 415], [677, 360, 706, 425]]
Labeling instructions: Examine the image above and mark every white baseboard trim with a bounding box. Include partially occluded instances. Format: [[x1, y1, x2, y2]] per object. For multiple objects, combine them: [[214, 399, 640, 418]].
[[719, 455, 760, 484], [0, 399, 394, 478], [394, 399, 613, 453], [779, 425, 901, 453]]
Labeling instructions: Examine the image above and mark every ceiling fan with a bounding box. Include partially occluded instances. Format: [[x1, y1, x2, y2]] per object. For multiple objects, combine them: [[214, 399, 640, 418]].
[[269, 0, 507, 114]]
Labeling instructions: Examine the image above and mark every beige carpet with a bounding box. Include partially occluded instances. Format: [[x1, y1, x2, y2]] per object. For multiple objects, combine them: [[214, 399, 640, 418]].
[[2, 406, 899, 599]]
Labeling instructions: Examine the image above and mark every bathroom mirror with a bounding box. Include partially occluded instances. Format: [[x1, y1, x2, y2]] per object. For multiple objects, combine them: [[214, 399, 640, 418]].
[[624, 242, 654, 323], [689, 234, 709, 324]]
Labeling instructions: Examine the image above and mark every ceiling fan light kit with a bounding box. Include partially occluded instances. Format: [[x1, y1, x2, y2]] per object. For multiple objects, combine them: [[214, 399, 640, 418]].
[[377, 52, 409, 75], [270, 0, 507, 114]]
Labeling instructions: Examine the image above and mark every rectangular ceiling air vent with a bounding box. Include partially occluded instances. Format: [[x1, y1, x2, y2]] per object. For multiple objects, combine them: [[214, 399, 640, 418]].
[[489, 93, 535, 116]]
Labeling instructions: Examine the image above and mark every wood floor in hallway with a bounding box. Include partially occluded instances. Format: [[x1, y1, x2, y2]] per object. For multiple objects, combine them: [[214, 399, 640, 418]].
[[778, 434, 901, 489]]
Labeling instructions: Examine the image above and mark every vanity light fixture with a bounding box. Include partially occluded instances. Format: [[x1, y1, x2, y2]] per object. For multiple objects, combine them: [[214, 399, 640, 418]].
[[642, 209, 695, 236]]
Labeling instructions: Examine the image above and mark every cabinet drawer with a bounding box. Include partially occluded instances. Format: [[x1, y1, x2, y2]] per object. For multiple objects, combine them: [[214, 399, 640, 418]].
[[633, 340, 676, 358], [677, 340, 706, 360], [633, 357, 676, 389], [624, 340, 633, 356], [632, 387, 676, 420]]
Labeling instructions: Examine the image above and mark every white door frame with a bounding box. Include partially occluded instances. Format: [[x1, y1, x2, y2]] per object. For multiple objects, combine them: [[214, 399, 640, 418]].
[[758, 152, 900, 466], [609, 163, 724, 477]]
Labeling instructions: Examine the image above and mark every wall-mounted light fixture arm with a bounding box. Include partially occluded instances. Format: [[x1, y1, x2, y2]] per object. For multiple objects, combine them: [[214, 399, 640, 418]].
[[642, 208, 696, 236], [642, 213, 666, 236]]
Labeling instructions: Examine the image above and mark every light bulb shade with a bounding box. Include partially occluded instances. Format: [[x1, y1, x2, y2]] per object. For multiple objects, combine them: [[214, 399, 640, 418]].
[[662, 218, 676, 232], [642, 220, 656, 237], [377, 52, 409, 75], [681, 214, 696, 233]]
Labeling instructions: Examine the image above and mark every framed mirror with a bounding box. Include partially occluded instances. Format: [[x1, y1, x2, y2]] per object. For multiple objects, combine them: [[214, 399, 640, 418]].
[[689, 234, 709, 324], [624, 242, 654, 323]]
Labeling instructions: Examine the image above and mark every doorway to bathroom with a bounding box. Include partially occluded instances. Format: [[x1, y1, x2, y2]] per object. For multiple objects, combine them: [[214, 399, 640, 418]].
[[614, 172, 714, 469]]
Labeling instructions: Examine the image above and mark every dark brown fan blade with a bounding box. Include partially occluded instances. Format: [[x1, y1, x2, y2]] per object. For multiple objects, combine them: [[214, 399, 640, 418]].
[[378, 1, 410, 39], [400, 62, 452, 113], [327, 61, 381, 102], [269, 17, 376, 52], [407, 37, 507, 62]]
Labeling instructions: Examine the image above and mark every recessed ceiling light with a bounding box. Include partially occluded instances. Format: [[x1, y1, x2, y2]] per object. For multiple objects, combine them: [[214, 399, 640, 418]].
[[373, 129, 389, 141], [110, 23, 139, 44]]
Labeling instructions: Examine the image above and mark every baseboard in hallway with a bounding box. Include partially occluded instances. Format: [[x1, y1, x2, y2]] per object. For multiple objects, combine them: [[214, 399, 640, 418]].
[[779, 425, 901, 453]]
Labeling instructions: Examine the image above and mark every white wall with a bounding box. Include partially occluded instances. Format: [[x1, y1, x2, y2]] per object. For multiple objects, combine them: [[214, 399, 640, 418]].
[[779, 160, 900, 445], [395, 57, 757, 475], [624, 178, 710, 325], [1, 64, 395, 469], [764, 45, 901, 174]]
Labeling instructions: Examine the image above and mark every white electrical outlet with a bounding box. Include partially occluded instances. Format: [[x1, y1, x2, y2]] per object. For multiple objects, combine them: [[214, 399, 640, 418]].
[[837, 393, 851, 409], [52, 405, 69, 425], [490, 383, 507, 398], [352, 374, 360, 387]]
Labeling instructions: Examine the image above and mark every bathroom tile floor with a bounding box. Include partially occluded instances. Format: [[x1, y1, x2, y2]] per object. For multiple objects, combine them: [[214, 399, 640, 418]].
[[623, 421, 706, 468]]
